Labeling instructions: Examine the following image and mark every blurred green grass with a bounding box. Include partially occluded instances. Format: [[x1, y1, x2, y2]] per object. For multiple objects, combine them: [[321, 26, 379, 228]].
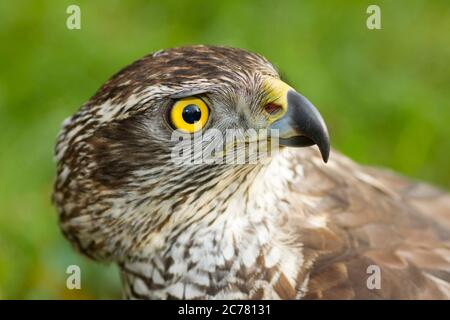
[[0, 0, 449, 299]]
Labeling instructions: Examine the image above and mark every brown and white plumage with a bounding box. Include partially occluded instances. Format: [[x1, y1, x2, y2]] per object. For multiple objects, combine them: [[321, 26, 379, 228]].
[[53, 45, 450, 299], [284, 149, 450, 299]]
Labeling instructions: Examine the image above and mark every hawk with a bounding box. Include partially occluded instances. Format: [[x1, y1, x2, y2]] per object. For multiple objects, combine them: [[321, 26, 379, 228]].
[[53, 45, 450, 299]]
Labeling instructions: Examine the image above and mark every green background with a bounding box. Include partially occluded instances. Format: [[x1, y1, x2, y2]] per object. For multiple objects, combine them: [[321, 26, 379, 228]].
[[0, 0, 449, 299]]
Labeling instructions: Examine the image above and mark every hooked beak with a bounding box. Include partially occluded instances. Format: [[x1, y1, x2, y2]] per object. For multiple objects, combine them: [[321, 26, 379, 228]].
[[270, 90, 330, 162]]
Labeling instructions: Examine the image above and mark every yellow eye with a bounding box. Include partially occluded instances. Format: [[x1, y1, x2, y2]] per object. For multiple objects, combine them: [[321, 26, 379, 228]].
[[169, 97, 209, 133]]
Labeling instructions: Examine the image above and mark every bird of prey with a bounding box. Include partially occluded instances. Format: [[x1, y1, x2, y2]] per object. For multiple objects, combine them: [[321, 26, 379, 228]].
[[53, 45, 450, 299]]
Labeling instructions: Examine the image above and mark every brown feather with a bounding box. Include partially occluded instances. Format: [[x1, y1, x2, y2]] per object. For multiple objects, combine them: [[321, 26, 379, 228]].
[[286, 148, 450, 299]]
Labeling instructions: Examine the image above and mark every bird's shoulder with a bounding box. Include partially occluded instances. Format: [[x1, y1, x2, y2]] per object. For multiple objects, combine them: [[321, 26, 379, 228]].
[[282, 148, 450, 299]]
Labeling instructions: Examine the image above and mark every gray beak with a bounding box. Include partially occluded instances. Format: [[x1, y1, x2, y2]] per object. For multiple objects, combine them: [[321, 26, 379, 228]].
[[270, 90, 330, 162]]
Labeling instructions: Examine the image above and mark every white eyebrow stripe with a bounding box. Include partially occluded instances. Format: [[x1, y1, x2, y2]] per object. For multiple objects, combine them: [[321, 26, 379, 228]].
[[169, 88, 210, 99]]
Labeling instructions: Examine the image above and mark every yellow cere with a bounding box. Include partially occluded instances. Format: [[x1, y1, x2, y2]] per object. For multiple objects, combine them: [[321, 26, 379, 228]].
[[263, 77, 293, 122], [170, 97, 209, 133]]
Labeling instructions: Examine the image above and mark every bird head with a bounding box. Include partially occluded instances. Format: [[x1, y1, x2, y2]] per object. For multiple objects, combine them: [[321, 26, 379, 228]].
[[53, 46, 329, 262]]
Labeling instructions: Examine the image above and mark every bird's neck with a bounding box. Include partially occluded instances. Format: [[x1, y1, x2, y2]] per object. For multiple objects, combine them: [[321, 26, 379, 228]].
[[120, 149, 308, 299]]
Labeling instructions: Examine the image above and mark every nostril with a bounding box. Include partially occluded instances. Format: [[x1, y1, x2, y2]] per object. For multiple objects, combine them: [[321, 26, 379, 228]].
[[264, 103, 283, 116]]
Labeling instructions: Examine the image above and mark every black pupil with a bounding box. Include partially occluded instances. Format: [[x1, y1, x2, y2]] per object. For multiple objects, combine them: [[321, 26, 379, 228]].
[[182, 104, 202, 124]]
